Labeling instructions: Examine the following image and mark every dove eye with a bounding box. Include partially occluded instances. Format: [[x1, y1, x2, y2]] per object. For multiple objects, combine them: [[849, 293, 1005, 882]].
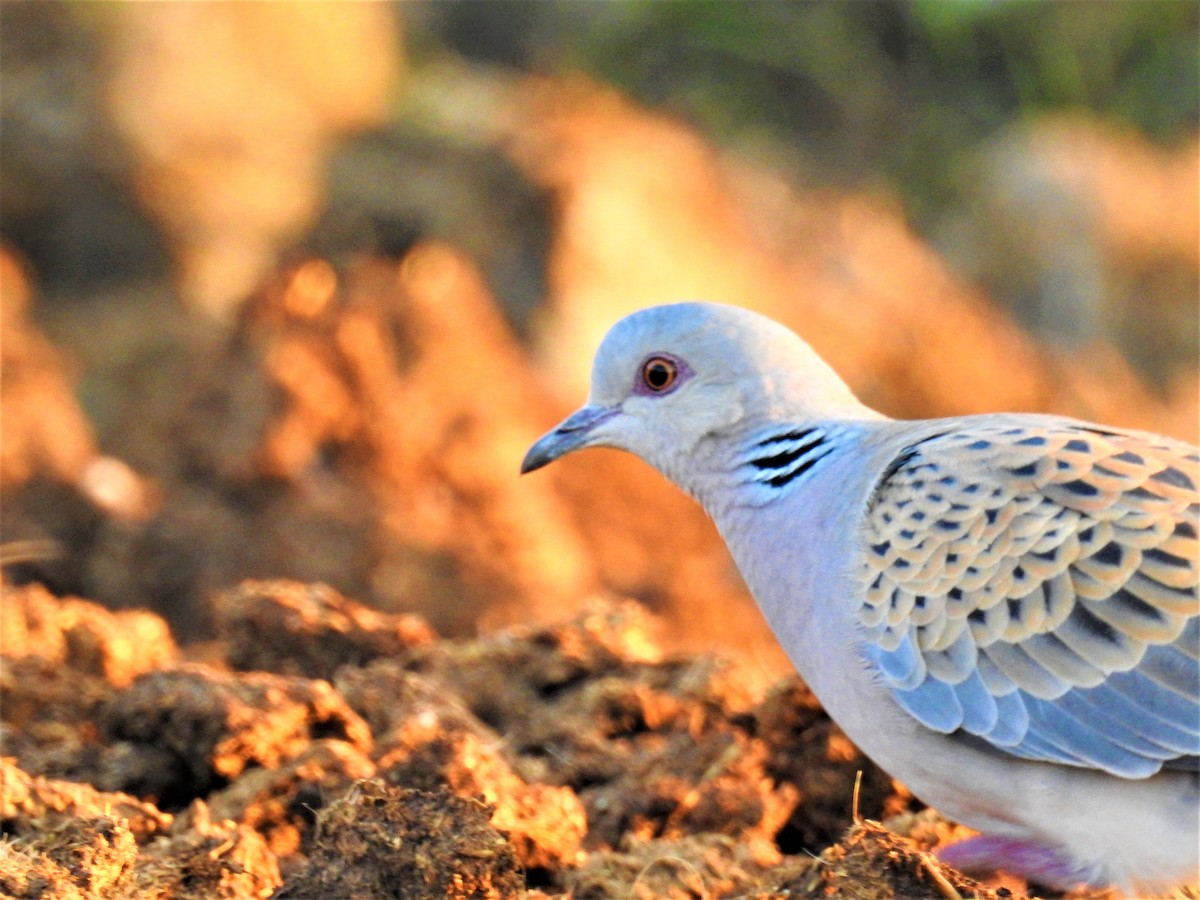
[[640, 356, 679, 393]]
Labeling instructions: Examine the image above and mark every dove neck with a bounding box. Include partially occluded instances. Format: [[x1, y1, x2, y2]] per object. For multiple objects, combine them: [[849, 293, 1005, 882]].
[[693, 420, 889, 691], [680, 418, 879, 517]]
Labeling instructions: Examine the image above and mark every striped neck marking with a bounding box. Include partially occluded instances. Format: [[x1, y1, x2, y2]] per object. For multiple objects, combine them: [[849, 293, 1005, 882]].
[[742, 426, 836, 489]]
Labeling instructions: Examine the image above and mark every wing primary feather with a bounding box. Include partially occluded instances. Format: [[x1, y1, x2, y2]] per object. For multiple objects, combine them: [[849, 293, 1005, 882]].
[[983, 689, 1029, 745], [1062, 685, 1199, 756], [1023, 697, 1163, 777], [869, 637, 926, 691], [1105, 668, 1200, 735], [1135, 642, 1200, 700], [952, 669, 1000, 735], [1053, 691, 1181, 760], [1176, 616, 1200, 661], [893, 678, 963, 733]]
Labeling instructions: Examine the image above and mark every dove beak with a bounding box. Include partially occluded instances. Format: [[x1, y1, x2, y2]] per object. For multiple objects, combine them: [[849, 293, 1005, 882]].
[[521, 404, 620, 474]]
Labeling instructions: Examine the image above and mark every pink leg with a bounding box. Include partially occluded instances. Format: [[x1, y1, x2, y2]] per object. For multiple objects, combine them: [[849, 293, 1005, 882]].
[[937, 835, 1098, 890]]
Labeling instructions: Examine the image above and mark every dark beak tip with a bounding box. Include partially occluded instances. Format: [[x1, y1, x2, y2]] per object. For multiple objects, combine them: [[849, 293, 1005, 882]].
[[520, 405, 613, 477], [519, 455, 545, 476], [519, 441, 557, 475]]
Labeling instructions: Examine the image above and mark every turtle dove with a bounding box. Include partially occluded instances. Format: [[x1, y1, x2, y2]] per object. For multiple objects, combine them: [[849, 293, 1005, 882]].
[[522, 302, 1199, 894]]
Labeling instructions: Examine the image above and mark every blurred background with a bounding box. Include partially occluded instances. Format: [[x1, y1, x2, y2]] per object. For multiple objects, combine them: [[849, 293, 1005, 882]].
[[2, 1, 1197, 686]]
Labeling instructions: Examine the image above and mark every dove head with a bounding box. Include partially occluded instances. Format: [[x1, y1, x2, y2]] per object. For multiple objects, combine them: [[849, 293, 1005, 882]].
[[521, 302, 870, 485]]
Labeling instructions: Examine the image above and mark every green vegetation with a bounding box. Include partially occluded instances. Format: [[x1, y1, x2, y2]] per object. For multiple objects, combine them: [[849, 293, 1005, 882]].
[[571, 1, 1198, 221], [422, 1, 1197, 227]]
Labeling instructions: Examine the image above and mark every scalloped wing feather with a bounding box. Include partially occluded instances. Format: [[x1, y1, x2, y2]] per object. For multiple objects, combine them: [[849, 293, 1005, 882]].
[[858, 421, 1200, 778]]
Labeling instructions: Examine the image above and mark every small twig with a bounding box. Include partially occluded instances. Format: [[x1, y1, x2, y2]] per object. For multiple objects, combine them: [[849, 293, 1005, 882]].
[[630, 854, 708, 899], [921, 855, 963, 900], [0, 540, 63, 567], [851, 769, 863, 824]]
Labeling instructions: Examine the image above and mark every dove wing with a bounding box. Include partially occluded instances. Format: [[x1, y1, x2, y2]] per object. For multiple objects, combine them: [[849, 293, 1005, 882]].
[[857, 421, 1199, 778]]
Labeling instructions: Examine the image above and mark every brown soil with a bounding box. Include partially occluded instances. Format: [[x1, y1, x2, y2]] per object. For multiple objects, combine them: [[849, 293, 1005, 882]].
[[2, 580, 1024, 899]]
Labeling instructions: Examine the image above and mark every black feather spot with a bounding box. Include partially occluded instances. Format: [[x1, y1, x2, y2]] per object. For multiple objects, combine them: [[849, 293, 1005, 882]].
[[1173, 520, 1197, 539], [900, 529, 915, 541], [1068, 605, 1120, 645], [1062, 479, 1100, 497], [968, 609, 987, 624], [755, 428, 815, 447], [1010, 463, 1039, 478], [947, 553, 959, 563], [1110, 588, 1165, 624], [750, 437, 824, 470], [911, 510, 927, 522], [871, 542, 891, 557], [872, 433, 951, 494], [1007, 598, 1022, 621], [1144, 547, 1191, 568], [1080, 426, 1121, 437], [1078, 525, 1095, 542], [936, 520, 959, 532], [1091, 463, 1122, 479], [752, 450, 801, 470], [1017, 435, 1047, 447], [948, 587, 963, 602], [764, 448, 833, 487], [1065, 439, 1091, 453], [968, 439, 992, 451], [1092, 542, 1123, 567], [1127, 485, 1160, 500], [893, 558, 911, 570], [1013, 565, 1026, 579], [1151, 466, 1196, 491], [1114, 450, 1146, 466], [985, 509, 999, 525]]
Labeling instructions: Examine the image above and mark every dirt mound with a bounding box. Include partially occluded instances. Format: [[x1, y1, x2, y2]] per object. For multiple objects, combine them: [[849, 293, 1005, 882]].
[[1, 582, 1027, 899]]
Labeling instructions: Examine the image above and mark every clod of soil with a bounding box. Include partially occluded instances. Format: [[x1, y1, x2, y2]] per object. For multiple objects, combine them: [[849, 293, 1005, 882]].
[[0, 757, 170, 844], [1, 582, 176, 687], [273, 779, 524, 899], [0, 815, 139, 899], [99, 665, 373, 805], [216, 579, 436, 681]]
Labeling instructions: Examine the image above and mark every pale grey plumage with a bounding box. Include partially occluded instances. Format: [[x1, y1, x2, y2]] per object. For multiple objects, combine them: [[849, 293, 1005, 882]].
[[522, 301, 1200, 895]]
